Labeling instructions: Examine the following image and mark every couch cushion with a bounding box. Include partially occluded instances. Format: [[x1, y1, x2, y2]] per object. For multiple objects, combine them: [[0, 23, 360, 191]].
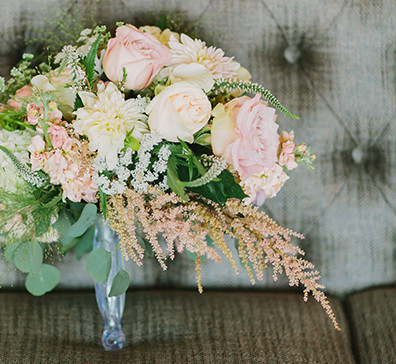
[[0, 290, 354, 363], [346, 287, 396, 364]]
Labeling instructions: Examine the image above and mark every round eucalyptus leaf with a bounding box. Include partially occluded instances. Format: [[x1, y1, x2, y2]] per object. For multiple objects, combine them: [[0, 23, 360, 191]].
[[14, 241, 43, 274], [109, 269, 130, 297], [3, 242, 23, 263], [86, 247, 111, 283], [66, 203, 97, 238], [25, 264, 60, 296]]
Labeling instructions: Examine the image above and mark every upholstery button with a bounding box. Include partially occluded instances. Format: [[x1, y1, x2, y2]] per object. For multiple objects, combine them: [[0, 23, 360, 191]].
[[351, 147, 363, 164], [284, 46, 301, 64]]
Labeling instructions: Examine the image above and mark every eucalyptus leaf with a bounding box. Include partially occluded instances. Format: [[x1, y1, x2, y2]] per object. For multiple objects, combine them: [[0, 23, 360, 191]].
[[86, 247, 111, 283], [53, 208, 75, 246], [25, 264, 60, 296], [14, 241, 43, 274], [3, 241, 23, 263], [75, 225, 95, 260], [66, 203, 97, 238], [109, 269, 130, 297]]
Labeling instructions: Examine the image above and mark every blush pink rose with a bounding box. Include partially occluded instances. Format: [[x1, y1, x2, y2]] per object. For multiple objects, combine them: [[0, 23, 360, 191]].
[[48, 125, 69, 149], [211, 93, 279, 180], [103, 24, 172, 90]]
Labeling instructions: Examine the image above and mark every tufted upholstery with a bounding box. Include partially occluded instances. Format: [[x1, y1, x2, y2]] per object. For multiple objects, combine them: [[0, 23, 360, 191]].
[[0, 0, 395, 296]]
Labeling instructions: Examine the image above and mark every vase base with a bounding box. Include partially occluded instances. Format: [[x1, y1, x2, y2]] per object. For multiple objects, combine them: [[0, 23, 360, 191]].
[[102, 329, 125, 351]]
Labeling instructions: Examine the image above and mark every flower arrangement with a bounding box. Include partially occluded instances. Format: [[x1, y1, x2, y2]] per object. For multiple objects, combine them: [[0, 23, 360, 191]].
[[0, 22, 338, 330]]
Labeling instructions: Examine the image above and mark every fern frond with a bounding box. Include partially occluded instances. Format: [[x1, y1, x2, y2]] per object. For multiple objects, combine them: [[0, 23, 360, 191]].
[[0, 146, 48, 188], [211, 79, 299, 119], [183, 157, 227, 188]]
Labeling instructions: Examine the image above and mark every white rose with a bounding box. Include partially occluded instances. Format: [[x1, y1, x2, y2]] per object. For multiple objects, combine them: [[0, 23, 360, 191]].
[[169, 63, 214, 92], [146, 82, 211, 143]]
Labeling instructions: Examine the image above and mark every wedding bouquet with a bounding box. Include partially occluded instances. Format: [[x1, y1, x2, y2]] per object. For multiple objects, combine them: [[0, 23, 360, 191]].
[[0, 22, 338, 329]]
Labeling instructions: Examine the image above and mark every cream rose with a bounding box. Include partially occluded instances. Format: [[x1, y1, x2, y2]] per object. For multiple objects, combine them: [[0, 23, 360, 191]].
[[146, 82, 211, 143], [211, 93, 279, 180], [103, 25, 172, 91]]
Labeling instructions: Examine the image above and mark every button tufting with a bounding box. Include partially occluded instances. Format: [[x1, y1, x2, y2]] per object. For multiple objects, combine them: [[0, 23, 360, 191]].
[[351, 147, 364, 164], [284, 46, 301, 64]]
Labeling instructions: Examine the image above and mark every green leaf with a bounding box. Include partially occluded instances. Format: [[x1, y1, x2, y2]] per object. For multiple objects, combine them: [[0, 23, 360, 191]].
[[109, 268, 130, 297], [167, 156, 189, 201], [84, 35, 101, 88], [86, 247, 111, 283], [69, 202, 85, 220], [137, 234, 154, 258], [53, 208, 75, 246], [14, 241, 43, 274], [25, 264, 60, 296], [75, 225, 94, 260], [66, 203, 97, 238], [32, 207, 52, 237], [194, 132, 211, 146], [3, 241, 23, 263], [74, 93, 84, 110], [98, 187, 107, 220], [188, 170, 247, 204]]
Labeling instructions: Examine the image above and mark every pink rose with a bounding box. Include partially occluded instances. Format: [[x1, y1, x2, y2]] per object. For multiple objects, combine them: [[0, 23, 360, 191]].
[[211, 93, 279, 180], [278, 140, 298, 170], [103, 25, 172, 90], [48, 125, 68, 149]]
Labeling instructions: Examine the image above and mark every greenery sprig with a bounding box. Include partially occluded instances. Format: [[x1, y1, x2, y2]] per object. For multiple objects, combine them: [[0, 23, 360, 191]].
[[211, 79, 299, 119]]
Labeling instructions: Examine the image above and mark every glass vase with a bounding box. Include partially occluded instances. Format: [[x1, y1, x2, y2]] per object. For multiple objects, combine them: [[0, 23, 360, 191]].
[[93, 217, 126, 350]]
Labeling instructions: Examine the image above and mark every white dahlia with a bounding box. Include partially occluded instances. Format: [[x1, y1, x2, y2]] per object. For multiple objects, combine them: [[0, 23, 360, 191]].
[[168, 34, 240, 79], [74, 82, 148, 169]]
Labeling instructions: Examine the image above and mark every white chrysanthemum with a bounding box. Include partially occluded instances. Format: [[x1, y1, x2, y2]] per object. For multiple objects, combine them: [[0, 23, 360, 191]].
[[73, 82, 149, 169], [168, 34, 240, 79], [0, 129, 33, 192]]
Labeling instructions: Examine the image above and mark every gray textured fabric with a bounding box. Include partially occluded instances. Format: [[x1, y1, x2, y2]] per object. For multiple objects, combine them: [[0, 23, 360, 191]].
[[0, 0, 395, 295], [346, 287, 396, 364], [0, 290, 355, 363]]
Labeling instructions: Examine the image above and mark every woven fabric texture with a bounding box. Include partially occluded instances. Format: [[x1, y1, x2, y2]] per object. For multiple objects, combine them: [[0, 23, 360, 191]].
[[0, 0, 395, 295], [0, 290, 354, 364], [346, 287, 396, 364]]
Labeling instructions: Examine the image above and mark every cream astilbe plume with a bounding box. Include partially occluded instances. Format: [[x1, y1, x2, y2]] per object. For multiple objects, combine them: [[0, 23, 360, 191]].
[[107, 186, 340, 330], [168, 34, 240, 79], [73, 82, 148, 169]]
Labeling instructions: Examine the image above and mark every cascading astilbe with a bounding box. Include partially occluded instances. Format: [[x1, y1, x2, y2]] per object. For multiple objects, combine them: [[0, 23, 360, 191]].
[[107, 186, 340, 330]]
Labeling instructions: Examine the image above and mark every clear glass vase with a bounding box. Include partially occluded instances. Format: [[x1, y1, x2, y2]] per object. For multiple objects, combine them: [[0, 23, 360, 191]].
[[93, 217, 126, 350]]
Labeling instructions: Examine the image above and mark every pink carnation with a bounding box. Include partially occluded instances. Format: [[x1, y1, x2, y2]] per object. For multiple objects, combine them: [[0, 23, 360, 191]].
[[48, 125, 69, 149], [278, 140, 298, 170]]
